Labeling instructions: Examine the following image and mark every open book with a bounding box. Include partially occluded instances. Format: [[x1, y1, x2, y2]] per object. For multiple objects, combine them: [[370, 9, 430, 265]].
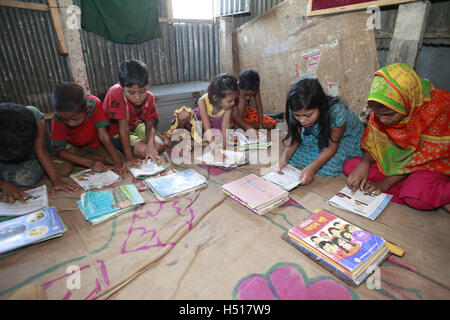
[[195, 149, 246, 168], [77, 184, 145, 225], [328, 186, 393, 220], [0, 206, 67, 254], [70, 169, 121, 190], [262, 164, 302, 191], [235, 131, 271, 150], [0, 185, 48, 217], [129, 160, 167, 179]]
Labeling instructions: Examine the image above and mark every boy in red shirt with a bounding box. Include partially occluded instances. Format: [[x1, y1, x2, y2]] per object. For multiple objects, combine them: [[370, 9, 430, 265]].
[[103, 59, 165, 168], [51, 83, 124, 174]]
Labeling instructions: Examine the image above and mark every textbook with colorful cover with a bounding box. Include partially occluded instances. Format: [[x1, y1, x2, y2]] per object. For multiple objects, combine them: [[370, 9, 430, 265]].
[[328, 186, 393, 220], [77, 184, 145, 225], [195, 149, 246, 168], [0, 206, 67, 254], [0, 185, 48, 217], [284, 208, 389, 286], [222, 173, 289, 215], [129, 160, 167, 179], [262, 164, 303, 191], [234, 131, 271, 150], [70, 169, 121, 190], [144, 169, 208, 201]]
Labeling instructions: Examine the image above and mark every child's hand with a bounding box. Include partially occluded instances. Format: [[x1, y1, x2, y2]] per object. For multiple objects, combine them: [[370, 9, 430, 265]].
[[275, 159, 288, 174], [298, 166, 315, 185], [145, 148, 162, 165], [112, 164, 128, 177], [90, 160, 108, 172], [50, 178, 80, 195], [213, 147, 226, 162], [123, 157, 141, 170], [0, 182, 31, 203]]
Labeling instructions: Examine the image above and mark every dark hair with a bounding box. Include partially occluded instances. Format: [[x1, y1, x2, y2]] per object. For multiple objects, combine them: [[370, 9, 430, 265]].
[[331, 237, 351, 254], [239, 69, 260, 91], [118, 59, 149, 88], [52, 82, 87, 113], [284, 78, 340, 149], [0, 103, 37, 151], [207, 73, 238, 107]]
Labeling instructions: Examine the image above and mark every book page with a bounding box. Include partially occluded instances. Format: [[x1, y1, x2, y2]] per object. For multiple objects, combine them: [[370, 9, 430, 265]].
[[70, 169, 121, 190], [263, 164, 302, 191], [196, 149, 246, 168], [0, 185, 48, 217], [329, 186, 391, 219], [130, 160, 167, 178]]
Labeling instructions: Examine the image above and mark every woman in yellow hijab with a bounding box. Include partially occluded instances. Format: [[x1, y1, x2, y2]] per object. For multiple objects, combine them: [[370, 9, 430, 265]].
[[345, 63, 449, 211]]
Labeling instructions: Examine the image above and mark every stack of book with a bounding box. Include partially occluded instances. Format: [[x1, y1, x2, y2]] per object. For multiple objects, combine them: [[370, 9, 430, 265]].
[[285, 209, 390, 286], [222, 174, 289, 215], [70, 169, 121, 190], [77, 184, 145, 225], [328, 186, 393, 220], [144, 169, 208, 201], [0, 207, 67, 254]]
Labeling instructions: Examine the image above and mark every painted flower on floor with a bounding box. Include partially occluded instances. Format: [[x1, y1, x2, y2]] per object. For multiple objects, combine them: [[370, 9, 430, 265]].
[[233, 262, 358, 300]]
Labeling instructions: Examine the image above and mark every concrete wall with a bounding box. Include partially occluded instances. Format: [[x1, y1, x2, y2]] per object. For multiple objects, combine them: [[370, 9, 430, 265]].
[[231, 0, 379, 113]]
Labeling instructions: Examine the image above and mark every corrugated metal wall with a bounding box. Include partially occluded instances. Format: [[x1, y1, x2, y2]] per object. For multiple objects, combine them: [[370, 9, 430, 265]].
[[0, 0, 73, 112], [228, 0, 286, 28]]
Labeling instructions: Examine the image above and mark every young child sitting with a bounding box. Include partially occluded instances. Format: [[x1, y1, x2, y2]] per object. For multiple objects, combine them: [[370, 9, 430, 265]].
[[166, 73, 239, 159], [51, 83, 125, 175], [277, 78, 365, 185], [232, 69, 277, 131], [0, 103, 79, 203], [103, 59, 165, 167], [345, 63, 449, 211]]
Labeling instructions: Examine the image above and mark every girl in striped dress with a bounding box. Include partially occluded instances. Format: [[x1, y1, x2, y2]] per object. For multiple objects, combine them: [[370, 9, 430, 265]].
[[277, 78, 364, 185]]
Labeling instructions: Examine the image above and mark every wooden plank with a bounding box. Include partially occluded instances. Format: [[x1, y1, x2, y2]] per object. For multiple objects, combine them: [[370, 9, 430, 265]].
[[306, 0, 417, 17], [47, 0, 68, 55], [0, 0, 49, 12], [387, 1, 431, 68]]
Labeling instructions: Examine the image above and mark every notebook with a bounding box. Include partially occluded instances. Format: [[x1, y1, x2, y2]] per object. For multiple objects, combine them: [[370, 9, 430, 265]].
[[234, 131, 272, 150], [222, 174, 289, 215], [129, 159, 167, 179], [195, 149, 246, 168], [144, 169, 208, 201]]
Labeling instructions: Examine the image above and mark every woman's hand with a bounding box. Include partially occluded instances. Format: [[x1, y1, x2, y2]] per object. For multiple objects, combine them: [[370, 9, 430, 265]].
[[346, 161, 370, 193]]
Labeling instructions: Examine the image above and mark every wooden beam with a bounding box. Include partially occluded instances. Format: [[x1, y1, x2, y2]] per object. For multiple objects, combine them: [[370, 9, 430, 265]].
[[48, 0, 68, 55], [0, 0, 49, 12], [387, 1, 431, 68]]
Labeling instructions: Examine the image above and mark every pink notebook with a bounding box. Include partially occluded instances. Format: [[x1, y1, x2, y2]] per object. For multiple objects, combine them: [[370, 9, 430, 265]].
[[222, 174, 288, 210]]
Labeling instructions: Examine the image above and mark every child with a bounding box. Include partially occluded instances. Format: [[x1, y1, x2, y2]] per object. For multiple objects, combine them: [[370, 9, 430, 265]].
[[103, 59, 165, 167], [51, 83, 125, 174], [232, 69, 277, 131], [0, 103, 79, 203], [167, 73, 239, 159], [277, 78, 364, 185], [345, 63, 449, 211]]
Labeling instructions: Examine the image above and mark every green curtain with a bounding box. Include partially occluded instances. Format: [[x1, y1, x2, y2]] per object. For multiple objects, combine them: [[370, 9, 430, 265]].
[[80, 0, 161, 44]]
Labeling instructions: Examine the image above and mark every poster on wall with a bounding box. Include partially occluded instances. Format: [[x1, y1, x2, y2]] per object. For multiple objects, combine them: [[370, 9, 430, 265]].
[[306, 0, 417, 16]]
